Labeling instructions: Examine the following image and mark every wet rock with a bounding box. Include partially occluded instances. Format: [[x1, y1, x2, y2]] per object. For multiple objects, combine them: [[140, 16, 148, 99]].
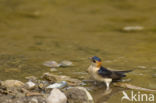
[[42, 73, 57, 83], [25, 81, 36, 89], [46, 88, 67, 103], [38, 81, 49, 89], [42, 73, 82, 86], [46, 81, 67, 89], [1, 80, 24, 88], [65, 87, 94, 103], [123, 26, 144, 32], [43, 61, 60, 68], [59, 60, 73, 67], [29, 97, 38, 103]]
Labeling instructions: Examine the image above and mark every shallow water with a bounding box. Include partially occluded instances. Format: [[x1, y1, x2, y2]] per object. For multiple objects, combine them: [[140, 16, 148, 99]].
[[0, 0, 156, 103]]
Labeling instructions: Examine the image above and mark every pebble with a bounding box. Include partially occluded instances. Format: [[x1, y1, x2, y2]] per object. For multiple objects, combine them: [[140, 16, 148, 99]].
[[59, 60, 73, 67], [26, 81, 36, 89], [123, 26, 144, 32], [43, 61, 60, 68], [46, 81, 67, 89]]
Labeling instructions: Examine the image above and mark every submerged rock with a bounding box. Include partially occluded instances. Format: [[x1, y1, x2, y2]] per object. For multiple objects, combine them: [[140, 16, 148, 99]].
[[59, 60, 73, 67], [50, 68, 57, 72], [1, 80, 25, 88], [65, 87, 94, 103], [123, 26, 144, 32], [46, 81, 67, 89], [43, 61, 60, 68], [46, 88, 67, 103]]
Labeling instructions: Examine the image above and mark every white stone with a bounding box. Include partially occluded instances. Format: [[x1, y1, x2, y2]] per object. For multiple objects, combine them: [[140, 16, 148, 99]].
[[26, 81, 36, 89], [46, 88, 67, 103], [46, 81, 67, 89]]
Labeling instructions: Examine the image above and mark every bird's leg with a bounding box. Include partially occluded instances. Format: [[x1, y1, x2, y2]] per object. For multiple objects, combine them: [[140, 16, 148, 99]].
[[105, 82, 110, 90], [104, 79, 112, 90]]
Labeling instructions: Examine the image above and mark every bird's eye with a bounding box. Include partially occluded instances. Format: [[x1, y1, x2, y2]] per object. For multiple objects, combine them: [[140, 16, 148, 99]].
[[93, 60, 96, 63]]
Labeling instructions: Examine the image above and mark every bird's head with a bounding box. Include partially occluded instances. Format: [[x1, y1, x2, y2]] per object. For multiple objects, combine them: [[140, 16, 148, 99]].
[[89, 56, 102, 67]]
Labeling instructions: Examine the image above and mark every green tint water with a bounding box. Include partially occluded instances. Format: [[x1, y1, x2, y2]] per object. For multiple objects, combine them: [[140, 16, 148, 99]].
[[0, 0, 156, 102]]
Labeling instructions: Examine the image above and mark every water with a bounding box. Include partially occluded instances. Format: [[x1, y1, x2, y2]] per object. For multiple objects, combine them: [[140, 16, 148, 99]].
[[0, 0, 156, 103]]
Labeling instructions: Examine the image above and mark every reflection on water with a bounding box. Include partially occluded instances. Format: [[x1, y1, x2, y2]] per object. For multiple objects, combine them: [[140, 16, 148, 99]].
[[0, 0, 156, 103]]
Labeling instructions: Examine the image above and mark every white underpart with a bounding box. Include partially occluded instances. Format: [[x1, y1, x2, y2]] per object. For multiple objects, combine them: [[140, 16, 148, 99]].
[[88, 64, 112, 90]]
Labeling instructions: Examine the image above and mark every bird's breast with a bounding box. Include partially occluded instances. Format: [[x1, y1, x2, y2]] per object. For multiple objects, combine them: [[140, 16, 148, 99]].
[[88, 65, 106, 81]]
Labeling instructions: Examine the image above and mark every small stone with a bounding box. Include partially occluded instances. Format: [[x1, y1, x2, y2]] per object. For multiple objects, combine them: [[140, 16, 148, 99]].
[[26, 81, 36, 89], [46, 88, 67, 103], [123, 26, 144, 32], [59, 60, 73, 67], [38, 83, 44, 89], [43, 61, 60, 68], [46, 81, 67, 89]]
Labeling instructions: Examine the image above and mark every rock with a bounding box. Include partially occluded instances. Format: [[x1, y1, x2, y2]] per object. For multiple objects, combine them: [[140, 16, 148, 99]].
[[43, 61, 60, 68], [46, 81, 67, 89], [25, 81, 36, 89], [65, 87, 94, 103], [46, 88, 67, 103], [1, 80, 25, 88], [42, 73, 82, 86], [42, 73, 57, 83], [29, 98, 38, 103], [59, 60, 73, 67], [123, 26, 144, 32]]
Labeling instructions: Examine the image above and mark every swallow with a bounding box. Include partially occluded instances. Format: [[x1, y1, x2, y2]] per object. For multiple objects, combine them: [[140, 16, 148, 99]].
[[88, 56, 132, 90]]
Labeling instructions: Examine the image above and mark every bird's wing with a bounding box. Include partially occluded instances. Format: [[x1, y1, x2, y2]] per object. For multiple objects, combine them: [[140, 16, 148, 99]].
[[98, 66, 112, 78]]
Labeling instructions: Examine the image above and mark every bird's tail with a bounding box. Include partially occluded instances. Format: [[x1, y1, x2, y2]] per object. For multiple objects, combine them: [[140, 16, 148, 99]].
[[114, 70, 132, 78], [116, 70, 132, 74]]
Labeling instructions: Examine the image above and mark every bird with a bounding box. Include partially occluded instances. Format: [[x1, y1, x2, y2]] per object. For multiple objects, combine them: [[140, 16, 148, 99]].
[[88, 56, 132, 90]]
